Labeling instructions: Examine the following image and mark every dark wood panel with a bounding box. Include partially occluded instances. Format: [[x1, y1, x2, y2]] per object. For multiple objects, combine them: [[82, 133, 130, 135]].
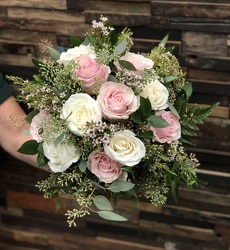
[[0, 1, 230, 249], [151, 1, 230, 19]]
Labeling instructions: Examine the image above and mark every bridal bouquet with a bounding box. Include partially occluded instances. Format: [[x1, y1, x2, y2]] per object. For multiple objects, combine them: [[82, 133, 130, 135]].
[[11, 16, 217, 226]]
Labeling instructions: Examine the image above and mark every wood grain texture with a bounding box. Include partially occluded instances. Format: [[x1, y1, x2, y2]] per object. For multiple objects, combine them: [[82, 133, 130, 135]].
[[0, 0, 67, 9], [0, 1, 230, 249], [151, 1, 230, 19]]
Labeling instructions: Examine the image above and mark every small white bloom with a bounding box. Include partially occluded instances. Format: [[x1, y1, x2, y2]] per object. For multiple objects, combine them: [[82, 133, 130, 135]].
[[60, 93, 102, 136], [57, 44, 96, 66], [140, 79, 169, 110], [43, 142, 81, 172], [104, 130, 145, 166]]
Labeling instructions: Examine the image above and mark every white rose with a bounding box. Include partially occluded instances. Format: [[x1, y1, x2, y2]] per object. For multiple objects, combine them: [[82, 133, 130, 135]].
[[60, 93, 102, 136], [57, 44, 96, 66], [43, 141, 81, 172], [104, 130, 145, 166], [140, 79, 169, 110]]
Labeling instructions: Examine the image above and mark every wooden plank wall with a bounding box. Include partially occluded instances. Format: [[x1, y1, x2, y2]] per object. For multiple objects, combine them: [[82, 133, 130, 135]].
[[0, 0, 230, 249]]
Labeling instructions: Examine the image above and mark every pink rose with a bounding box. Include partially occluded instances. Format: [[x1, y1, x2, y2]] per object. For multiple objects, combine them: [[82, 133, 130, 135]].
[[150, 110, 181, 143], [97, 81, 139, 120], [115, 52, 154, 74], [87, 150, 127, 183], [30, 110, 50, 142], [73, 55, 111, 95]]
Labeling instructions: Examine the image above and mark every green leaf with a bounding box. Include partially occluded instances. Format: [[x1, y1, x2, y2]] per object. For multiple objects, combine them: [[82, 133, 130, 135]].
[[199, 102, 219, 116], [69, 36, 82, 47], [79, 160, 87, 172], [114, 39, 127, 55], [118, 60, 136, 71], [108, 74, 117, 82], [98, 211, 127, 221], [147, 115, 170, 128], [82, 35, 90, 45], [17, 140, 39, 155], [182, 127, 197, 137], [48, 46, 61, 61], [140, 96, 152, 118], [165, 46, 175, 53], [107, 180, 135, 193], [126, 188, 138, 198], [183, 120, 199, 130], [37, 143, 44, 154], [139, 130, 154, 138], [163, 76, 178, 84], [91, 181, 105, 190], [25, 109, 39, 124], [37, 153, 48, 167], [160, 33, 169, 46], [174, 92, 188, 115], [130, 111, 144, 125], [55, 133, 65, 146], [32, 58, 44, 69], [121, 166, 134, 175], [182, 82, 193, 98], [168, 102, 180, 118], [171, 179, 178, 202], [93, 195, 113, 211]]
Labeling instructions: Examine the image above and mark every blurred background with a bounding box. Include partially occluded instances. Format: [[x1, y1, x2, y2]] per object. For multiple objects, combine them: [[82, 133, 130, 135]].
[[0, 1, 229, 249]]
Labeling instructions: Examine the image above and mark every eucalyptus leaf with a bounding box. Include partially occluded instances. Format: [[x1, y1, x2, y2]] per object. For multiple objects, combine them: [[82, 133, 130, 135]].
[[118, 60, 136, 71], [55, 133, 65, 146], [147, 115, 170, 128], [107, 180, 135, 193], [164, 75, 178, 84], [168, 102, 180, 118], [98, 211, 127, 221], [48, 46, 61, 61], [126, 188, 138, 198], [79, 160, 87, 172], [82, 35, 90, 45], [108, 74, 118, 82], [182, 82, 193, 98], [93, 195, 113, 211], [114, 39, 127, 55], [17, 140, 39, 155], [91, 181, 105, 190]]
